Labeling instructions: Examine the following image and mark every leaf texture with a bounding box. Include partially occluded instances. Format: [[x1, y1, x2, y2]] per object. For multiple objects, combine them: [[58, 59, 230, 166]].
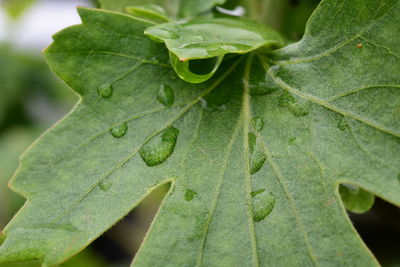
[[0, 0, 399, 266]]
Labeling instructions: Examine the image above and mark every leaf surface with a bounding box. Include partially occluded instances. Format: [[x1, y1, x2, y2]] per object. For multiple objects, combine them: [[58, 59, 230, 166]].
[[0, 0, 399, 266], [99, 0, 226, 18]]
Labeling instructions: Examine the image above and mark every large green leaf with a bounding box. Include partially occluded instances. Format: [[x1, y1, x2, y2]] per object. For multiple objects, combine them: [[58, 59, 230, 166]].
[[99, 0, 226, 18], [0, 0, 399, 266]]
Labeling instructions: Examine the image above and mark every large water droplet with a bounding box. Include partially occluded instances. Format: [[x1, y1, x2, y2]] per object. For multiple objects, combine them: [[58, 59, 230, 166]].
[[98, 85, 113, 98], [248, 133, 266, 175], [169, 52, 223, 84], [140, 126, 179, 167], [279, 91, 309, 117], [99, 180, 113, 191], [252, 190, 275, 222], [110, 123, 128, 138], [184, 189, 197, 201], [157, 84, 174, 107], [337, 117, 350, 131], [339, 184, 375, 214], [251, 117, 264, 132]]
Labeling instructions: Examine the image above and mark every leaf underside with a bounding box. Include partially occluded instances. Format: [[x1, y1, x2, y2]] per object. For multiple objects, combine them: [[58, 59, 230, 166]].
[[0, 0, 399, 266]]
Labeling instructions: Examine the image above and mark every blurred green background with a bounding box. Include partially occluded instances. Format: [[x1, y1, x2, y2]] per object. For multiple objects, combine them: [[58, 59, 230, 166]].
[[0, 0, 398, 266]]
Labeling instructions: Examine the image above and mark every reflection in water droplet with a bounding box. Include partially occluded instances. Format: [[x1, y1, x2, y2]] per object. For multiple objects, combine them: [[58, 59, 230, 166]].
[[337, 117, 350, 131], [140, 126, 179, 167], [251, 117, 264, 132], [110, 123, 128, 138], [252, 190, 275, 222], [248, 133, 266, 175], [169, 52, 224, 84], [99, 180, 113, 191], [157, 84, 174, 107], [184, 189, 197, 201], [98, 85, 113, 98], [279, 91, 309, 117]]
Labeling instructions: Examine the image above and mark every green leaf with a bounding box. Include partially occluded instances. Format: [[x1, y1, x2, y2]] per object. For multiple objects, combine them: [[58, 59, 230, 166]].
[[126, 4, 170, 23], [145, 18, 284, 82], [1, 0, 400, 266], [2, 0, 36, 19], [99, 0, 227, 18]]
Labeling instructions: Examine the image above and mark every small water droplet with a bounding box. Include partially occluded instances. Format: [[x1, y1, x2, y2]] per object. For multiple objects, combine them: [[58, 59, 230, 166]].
[[337, 117, 350, 131], [192, 35, 204, 42], [98, 85, 113, 98], [248, 133, 266, 175], [279, 91, 309, 117], [250, 74, 280, 96], [110, 123, 128, 138], [200, 98, 227, 112], [252, 190, 275, 222], [251, 189, 266, 197], [251, 117, 264, 132], [184, 189, 197, 201], [157, 84, 174, 107], [99, 180, 113, 191], [140, 126, 179, 167], [148, 28, 179, 40], [288, 137, 296, 145]]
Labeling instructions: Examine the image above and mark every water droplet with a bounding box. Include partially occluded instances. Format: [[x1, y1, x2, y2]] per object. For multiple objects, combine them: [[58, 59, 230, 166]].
[[337, 117, 350, 131], [248, 133, 266, 174], [98, 85, 113, 98], [110, 123, 128, 138], [252, 190, 275, 222], [140, 126, 179, 167], [157, 84, 174, 107], [248, 132, 257, 152], [200, 98, 227, 112], [192, 35, 204, 42], [279, 91, 309, 117], [99, 180, 113, 191], [184, 189, 197, 201], [250, 74, 280, 96], [251, 188, 266, 197], [288, 137, 296, 145], [169, 52, 223, 84], [251, 117, 264, 132], [250, 150, 267, 175], [146, 27, 179, 40]]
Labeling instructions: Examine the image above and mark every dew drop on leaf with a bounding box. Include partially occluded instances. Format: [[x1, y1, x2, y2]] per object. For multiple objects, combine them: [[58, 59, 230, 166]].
[[251, 117, 264, 132], [251, 190, 275, 222], [140, 126, 180, 167], [337, 117, 350, 131], [157, 84, 174, 107], [248, 133, 266, 175], [99, 180, 113, 191], [279, 91, 309, 117], [110, 122, 128, 138], [184, 189, 197, 201], [98, 85, 113, 98]]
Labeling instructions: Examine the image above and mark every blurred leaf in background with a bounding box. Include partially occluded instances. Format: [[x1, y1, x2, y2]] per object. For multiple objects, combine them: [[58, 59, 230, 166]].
[[1, 0, 36, 20]]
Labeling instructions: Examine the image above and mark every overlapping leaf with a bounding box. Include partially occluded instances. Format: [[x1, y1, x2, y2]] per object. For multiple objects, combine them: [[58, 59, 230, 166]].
[[0, 0, 399, 266]]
